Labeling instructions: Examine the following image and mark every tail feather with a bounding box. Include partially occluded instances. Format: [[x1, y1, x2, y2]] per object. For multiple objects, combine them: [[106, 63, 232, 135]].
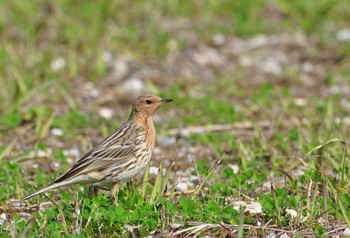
[[21, 180, 74, 200]]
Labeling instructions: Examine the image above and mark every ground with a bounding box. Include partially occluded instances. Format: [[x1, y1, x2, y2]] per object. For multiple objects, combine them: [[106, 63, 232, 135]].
[[0, 0, 350, 237]]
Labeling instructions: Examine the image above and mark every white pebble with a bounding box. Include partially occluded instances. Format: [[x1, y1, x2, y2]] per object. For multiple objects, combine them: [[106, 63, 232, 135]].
[[337, 28, 350, 41], [233, 201, 263, 214], [266, 233, 276, 238], [158, 135, 176, 147], [175, 182, 189, 191], [228, 164, 239, 174], [213, 34, 226, 46], [0, 213, 6, 225], [280, 233, 289, 238], [301, 62, 313, 73], [51, 128, 64, 136], [121, 78, 144, 94], [344, 227, 350, 235], [294, 98, 307, 106], [52, 162, 60, 168], [102, 51, 113, 65], [28, 149, 52, 159], [63, 148, 80, 157], [263, 58, 282, 75], [51, 57, 65, 71], [98, 108, 114, 119], [149, 166, 166, 175], [167, 39, 178, 51], [285, 209, 298, 218]]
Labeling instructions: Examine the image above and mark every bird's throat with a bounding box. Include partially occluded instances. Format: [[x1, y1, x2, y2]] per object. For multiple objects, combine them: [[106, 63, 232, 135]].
[[134, 115, 156, 150]]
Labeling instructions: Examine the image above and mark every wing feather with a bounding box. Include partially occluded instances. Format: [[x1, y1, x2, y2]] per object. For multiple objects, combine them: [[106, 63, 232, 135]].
[[53, 123, 143, 184]]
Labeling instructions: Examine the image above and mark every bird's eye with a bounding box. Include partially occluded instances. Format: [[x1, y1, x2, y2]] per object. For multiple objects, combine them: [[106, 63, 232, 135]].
[[146, 100, 152, 104]]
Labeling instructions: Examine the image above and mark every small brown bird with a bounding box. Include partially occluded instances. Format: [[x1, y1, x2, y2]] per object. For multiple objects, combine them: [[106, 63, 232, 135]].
[[22, 95, 172, 200]]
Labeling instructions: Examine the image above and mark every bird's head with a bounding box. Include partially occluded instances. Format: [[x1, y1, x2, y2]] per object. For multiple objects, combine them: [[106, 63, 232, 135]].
[[131, 95, 172, 119]]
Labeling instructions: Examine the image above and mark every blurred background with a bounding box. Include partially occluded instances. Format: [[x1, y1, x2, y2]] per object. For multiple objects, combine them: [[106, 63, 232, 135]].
[[0, 0, 350, 182], [1, 0, 350, 199], [0, 0, 350, 235]]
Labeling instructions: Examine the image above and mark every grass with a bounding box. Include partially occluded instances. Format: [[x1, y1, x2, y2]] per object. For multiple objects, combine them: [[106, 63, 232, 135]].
[[1, 0, 350, 237]]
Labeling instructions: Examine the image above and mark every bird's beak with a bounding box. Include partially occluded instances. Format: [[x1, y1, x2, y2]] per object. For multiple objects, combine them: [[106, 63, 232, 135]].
[[162, 99, 173, 104]]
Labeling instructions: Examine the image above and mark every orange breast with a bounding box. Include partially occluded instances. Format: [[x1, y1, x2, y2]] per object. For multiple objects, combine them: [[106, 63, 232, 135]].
[[144, 117, 156, 150]]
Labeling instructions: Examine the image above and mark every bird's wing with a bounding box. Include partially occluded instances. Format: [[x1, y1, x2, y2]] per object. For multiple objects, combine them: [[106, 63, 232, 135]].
[[53, 124, 144, 184]]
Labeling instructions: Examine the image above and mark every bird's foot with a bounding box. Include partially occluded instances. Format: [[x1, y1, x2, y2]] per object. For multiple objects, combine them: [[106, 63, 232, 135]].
[[111, 183, 119, 206]]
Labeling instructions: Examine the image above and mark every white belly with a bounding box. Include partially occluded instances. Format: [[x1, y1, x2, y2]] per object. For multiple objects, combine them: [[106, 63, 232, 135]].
[[92, 147, 152, 187]]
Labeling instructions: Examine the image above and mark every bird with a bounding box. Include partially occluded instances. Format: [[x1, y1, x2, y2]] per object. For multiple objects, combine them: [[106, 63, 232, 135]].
[[22, 95, 173, 200]]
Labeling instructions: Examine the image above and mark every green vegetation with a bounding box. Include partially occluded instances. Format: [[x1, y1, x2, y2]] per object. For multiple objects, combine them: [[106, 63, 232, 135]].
[[1, 0, 350, 237]]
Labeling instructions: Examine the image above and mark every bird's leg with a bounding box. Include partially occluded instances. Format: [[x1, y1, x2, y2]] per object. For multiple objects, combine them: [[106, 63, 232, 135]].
[[88, 186, 99, 198], [111, 183, 119, 205], [126, 180, 134, 190]]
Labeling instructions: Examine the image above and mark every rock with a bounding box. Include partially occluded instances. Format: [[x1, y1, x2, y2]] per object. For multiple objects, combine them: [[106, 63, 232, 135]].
[[233, 201, 263, 214], [98, 108, 114, 119], [121, 77, 144, 95], [192, 47, 226, 66], [266, 233, 277, 238], [0, 213, 6, 225], [285, 209, 297, 219], [175, 182, 189, 191], [213, 34, 226, 46], [344, 227, 350, 235], [51, 128, 64, 136], [280, 233, 289, 238], [158, 135, 176, 147], [228, 164, 239, 174], [336, 28, 350, 42], [51, 57, 65, 71]]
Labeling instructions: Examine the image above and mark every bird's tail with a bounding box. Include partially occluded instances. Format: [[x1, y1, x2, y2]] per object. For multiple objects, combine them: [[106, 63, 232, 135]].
[[21, 180, 73, 200]]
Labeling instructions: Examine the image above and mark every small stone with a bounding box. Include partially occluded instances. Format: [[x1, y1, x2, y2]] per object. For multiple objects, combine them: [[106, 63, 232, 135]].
[[189, 175, 199, 182], [98, 108, 114, 119], [84, 82, 99, 98], [63, 148, 80, 157], [239, 56, 253, 67], [245, 202, 263, 214], [318, 217, 326, 226], [228, 164, 239, 174], [167, 39, 178, 51], [149, 166, 159, 175], [233, 201, 246, 210], [149, 166, 166, 175], [233, 201, 263, 214], [285, 209, 297, 219], [263, 59, 282, 75], [102, 51, 113, 65], [113, 57, 130, 80], [280, 233, 289, 238], [121, 78, 144, 94], [0, 213, 6, 225], [213, 34, 226, 46], [175, 182, 189, 191], [337, 28, 350, 41], [52, 162, 60, 168], [246, 35, 268, 49], [294, 98, 307, 106], [51, 128, 64, 136], [344, 227, 350, 235], [51, 57, 65, 71], [28, 149, 52, 159], [266, 233, 276, 238], [301, 62, 313, 73], [192, 48, 225, 66], [158, 135, 176, 147]]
